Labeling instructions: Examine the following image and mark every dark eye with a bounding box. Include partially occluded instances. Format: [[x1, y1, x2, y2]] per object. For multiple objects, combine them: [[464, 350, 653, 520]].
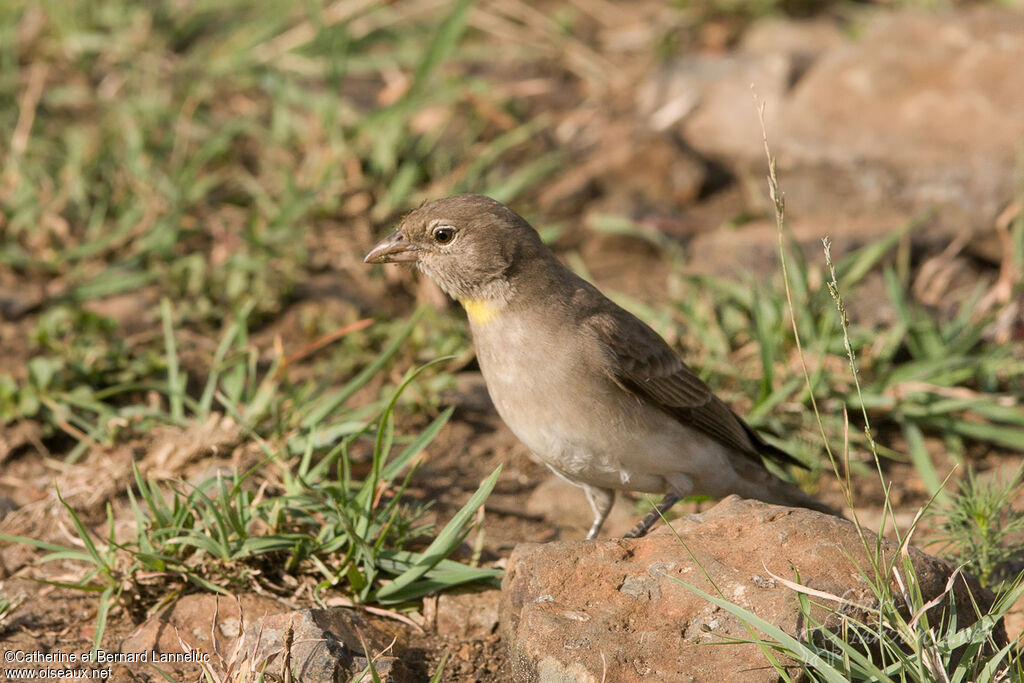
[[432, 225, 456, 244]]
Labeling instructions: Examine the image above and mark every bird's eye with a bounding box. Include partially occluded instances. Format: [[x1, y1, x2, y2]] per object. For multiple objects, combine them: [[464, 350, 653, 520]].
[[432, 225, 456, 244]]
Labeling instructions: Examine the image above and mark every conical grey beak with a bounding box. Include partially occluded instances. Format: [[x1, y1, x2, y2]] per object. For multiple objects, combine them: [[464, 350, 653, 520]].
[[364, 229, 419, 264]]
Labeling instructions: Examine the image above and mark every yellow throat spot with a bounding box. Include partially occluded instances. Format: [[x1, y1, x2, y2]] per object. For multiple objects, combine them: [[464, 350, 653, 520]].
[[460, 298, 499, 326]]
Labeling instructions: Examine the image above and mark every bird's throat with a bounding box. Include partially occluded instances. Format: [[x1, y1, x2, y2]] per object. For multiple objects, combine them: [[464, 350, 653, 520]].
[[460, 298, 500, 326]]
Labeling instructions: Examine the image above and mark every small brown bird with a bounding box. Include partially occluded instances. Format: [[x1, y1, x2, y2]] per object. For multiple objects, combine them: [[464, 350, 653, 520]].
[[365, 194, 836, 539]]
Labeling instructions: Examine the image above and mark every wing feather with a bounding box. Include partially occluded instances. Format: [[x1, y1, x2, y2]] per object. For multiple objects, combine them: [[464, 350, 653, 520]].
[[585, 306, 803, 470]]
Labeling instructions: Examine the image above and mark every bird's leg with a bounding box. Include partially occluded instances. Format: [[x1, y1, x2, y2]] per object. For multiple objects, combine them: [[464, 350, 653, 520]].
[[583, 486, 615, 540], [624, 493, 681, 538]]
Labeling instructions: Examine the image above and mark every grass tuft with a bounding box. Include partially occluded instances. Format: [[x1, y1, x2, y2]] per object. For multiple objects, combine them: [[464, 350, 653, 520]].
[[1, 303, 500, 651]]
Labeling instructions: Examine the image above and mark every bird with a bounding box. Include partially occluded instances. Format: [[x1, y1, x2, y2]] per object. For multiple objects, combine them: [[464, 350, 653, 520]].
[[364, 194, 837, 539]]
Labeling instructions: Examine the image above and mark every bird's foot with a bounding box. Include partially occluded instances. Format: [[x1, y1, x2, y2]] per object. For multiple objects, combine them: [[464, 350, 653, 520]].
[[623, 493, 681, 538]]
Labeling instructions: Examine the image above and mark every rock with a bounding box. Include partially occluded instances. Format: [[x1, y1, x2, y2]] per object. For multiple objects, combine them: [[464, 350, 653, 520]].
[[640, 52, 792, 160], [644, 9, 1023, 242], [639, 17, 842, 159], [775, 9, 1024, 233], [0, 420, 43, 465], [596, 133, 707, 210], [739, 17, 846, 64], [0, 286, 45, 320], [500, 496, 996, 682], [121, 593, 284, 660], [0, 495, 17, 520], [423, 588, 502, 639], [239, 608, 409, 682], [124, 599, 414, 681], [538, 129, 707, 213]]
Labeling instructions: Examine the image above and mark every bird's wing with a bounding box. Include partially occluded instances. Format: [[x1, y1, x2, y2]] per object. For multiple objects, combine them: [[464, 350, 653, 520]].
[[585, 305, 804, 470]]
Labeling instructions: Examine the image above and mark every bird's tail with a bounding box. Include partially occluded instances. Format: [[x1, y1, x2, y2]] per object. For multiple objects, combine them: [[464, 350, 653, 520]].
[[764, 477, 844, 518]]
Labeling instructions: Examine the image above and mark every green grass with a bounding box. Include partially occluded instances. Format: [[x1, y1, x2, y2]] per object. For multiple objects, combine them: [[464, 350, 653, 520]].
[[677, 565, 1023, 682], [0, 0, 554, 437], [695, 238, 1024, 677], [929, 465, 1024, 591], [1, 302, 501, 652], [0, 594, 12, 625]]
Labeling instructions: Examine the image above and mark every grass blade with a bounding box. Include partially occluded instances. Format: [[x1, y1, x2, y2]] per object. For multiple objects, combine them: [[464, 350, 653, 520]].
[[160, 298, 185, 422], [375, 465, 501, 604]]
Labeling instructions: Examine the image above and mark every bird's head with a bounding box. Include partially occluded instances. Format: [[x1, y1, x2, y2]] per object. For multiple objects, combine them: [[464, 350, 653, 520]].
[[364, 194, 545, 304]]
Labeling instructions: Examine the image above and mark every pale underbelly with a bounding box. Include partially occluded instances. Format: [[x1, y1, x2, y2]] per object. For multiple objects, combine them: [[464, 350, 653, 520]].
[[473, 320, 734, 494], [490, 379, 713, 493]]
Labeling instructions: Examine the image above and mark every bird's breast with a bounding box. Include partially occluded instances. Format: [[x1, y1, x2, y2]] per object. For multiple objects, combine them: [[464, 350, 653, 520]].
[[471, 311, 562, 418], [470, 311, 668, 489]]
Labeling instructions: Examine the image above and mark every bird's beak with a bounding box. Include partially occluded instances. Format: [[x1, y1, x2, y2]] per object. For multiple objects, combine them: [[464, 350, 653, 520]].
[[364, 229, 419, 264]]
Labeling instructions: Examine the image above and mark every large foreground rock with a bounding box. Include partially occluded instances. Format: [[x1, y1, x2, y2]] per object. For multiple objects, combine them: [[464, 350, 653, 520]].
[[500, 496, 995, 682]]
